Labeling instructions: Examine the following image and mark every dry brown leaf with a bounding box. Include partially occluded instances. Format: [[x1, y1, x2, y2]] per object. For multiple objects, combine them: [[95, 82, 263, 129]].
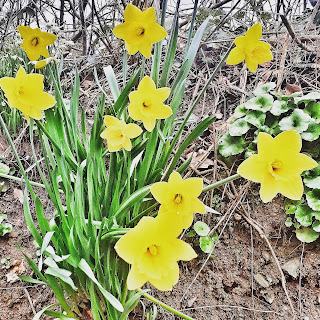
[[285, 83, 302, 95], [187, 149, 214, 169], [13, 188, 24, 204], [6, 260, 26, 283]]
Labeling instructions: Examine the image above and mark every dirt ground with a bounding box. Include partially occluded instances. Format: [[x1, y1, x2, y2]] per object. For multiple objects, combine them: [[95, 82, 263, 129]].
[[1, 132, 320, 320]]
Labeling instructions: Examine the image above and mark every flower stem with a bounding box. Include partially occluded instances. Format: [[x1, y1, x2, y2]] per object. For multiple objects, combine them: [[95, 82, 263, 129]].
[[202, 173, 241, 194], [0, 114, 35, 199], [0, 172, 45, 189], [137, 289, 195, 320]]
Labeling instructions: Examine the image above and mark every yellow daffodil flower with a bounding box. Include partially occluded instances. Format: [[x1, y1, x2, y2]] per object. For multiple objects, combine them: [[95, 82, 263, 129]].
[[128, 76, 172, 132], [35, 57, 56, 70], [150, 172, 206, 229], [0, 66, 56, 122], [227, 23, 272, 72], [115, 215, 197, 291], [18, 26, 57, 61], [238, 131, 317, 203], [113, 4, 167, 59], [100, 116, 142, 152]]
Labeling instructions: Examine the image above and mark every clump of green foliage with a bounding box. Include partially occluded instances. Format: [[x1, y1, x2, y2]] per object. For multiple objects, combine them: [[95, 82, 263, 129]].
[[218, 82, 320, 242]]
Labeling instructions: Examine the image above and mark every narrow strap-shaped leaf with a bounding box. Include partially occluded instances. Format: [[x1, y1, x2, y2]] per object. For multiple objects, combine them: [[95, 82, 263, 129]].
[[78, 259, 124, 312], [160, 0, 180, 87], [104, 65, 121, 102], [164, 116, 215, 179]]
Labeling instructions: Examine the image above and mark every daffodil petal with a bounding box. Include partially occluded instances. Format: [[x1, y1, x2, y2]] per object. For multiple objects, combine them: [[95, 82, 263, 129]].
[[137, 42, 152, 59], [138, 76, 156, 92], [245, 23, 262, 41], [254, 41, 272, 64], [277, 176, 303, 200], [150, 182, 169, 203], [149, 263, 179, 291], [122, 138, 132, 151], [42, 32, 57, 45], [168, 171, 183, 184], [126, 123, 142, 138], [260, 172, 278, 202], [104, 115, 121, 127], [245, 57, 258, 72], [124, 4, 142, 22], [174, 239, 197, 261], [274, 130, 301, 153], [155, 87, 170, 102], [40, 47, 50, 59], [143, 118, 156, 131], [237, 154, 265, 182], [147, 22, 167, 43], [183, 178, 203, 196], [127, 264, 148, 290], [257, 132, 274, 158], [227, 47, 245, 65], [125, 41, 139, 55], [18, 26, 33, 38]]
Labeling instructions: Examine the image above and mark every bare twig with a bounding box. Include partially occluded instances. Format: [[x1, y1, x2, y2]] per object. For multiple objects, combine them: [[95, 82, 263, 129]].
[[280, 15, 312, 52], [276, 32, 290, 92], [239, 211, 296, 318], [24, 288, 36, 315], [305, 0, 320, 34]]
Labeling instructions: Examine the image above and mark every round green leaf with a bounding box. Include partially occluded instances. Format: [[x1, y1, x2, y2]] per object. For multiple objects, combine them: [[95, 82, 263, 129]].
[[301, 120, 320, 141], [270, 100, 288, 116], [304, 101, 320, 121], [296, 227, 319, 243], [245, 110, 266, 127], [234, 104, 247, 119], [218, 133, 246, 157], [194, 221, 210, 236], [306, 189, 320, 211], [285, 217, 293, 227], [312, 211, 320, 220], [253, 82, 276, 95], [245, 94, 273, 112], [304, 164, 320, 189], [0, 163, 10, 175], [295, 205, 313, 227], [278, 109, 312, 133], [200, 236, 214, 253], [312, 221, 320, 232], [294, 91, 320, 104], [229, 118, 251, 136]]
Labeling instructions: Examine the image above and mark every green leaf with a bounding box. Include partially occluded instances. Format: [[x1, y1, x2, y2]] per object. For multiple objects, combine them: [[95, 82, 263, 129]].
[[278, 109, 312, 133], [294, 91, 320, 104], [211, 230, 218, 242], [78, 259, 124, 312], [0, 163, 10, 174], [229, 118, 251, 136], [312, 211, 320, 220], [218, 133, 246, 157], [301, 120, 320, 141], [233, 104, 247, 119], [32, 304, 57, 320], [245, 142, 257, 158], [296, 227, 319, 243], [285, 217, 292, 227], [304, 101, 320, 121], [45, 267, 77, 291], [312, 221, 320, 232], [244, 110, 266, 127], [0, 222, 12, 236], [269, 100, 289, 116], [187, 230, 197, 237], [306, 189, 320, 211], [193, 221, 210, 236], [200, 236, 214, 253], [19, 275, 46, 285], [295, 205, 313, 227], [253, 82, 276, 95], [244, 94, 273, 112], [104, 65, 121, 102], [304, 164, 320, 189]]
